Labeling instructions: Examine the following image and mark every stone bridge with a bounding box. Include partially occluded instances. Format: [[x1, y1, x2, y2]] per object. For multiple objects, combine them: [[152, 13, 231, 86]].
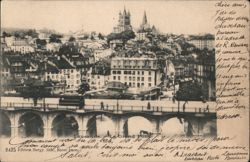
[[0, 101, 217, 138]]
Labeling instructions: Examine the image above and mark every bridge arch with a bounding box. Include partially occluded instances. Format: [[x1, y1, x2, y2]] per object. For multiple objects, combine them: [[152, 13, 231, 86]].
[[52, 114, 79, 137], [18, 112, 44, 137], [160, 114, 194, 137], [123, 116, 154, 137], [86, 114, 116, 137], [202, 119, 217, 137], [0, 111, 11, 137]]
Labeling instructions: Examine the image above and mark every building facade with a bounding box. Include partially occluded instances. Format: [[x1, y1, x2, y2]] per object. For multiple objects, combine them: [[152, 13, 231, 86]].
[[110, 57, 161, 90]]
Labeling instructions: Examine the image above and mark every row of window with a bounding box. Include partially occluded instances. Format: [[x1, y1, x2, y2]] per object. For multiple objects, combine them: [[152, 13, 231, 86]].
[[113, 76, 152, 82], [112, 65, 153, 69], [124, 82, 152, 88], [112, 70, 152, 75], [47, 74, 80, 79]]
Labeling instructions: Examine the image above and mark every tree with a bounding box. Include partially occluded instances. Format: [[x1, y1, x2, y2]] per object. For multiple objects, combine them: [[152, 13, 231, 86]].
[[26, 29, 38, 38], [2, 31, 11, 37], [120, 30, 135, 43], [19, 79, 52, 106], [176, 81, 203, 101], [69, 36, 76, 42], [77, 82, 90, 95], [36, 39, 47, 49], [49, 34, 62, 43], [59, 44, 79, 54], [98, 33, 104, 40], [107, 30, 135, 44]]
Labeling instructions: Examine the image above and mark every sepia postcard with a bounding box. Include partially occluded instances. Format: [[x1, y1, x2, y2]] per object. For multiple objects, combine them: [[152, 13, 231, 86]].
[[0, 0, 249, 162]]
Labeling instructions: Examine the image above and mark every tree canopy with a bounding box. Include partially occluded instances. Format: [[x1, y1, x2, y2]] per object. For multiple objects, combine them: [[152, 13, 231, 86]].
[[77, 82, 90, 95], [107, 30, 135, 44], [69, 36, 76, 42], [49, 34, 62, 43]]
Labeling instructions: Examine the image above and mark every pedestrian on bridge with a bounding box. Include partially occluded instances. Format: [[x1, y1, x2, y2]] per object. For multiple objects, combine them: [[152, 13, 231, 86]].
[[183, 101, 188, 112], [101, 102, 104, 110], [147, 102, 151, 110]]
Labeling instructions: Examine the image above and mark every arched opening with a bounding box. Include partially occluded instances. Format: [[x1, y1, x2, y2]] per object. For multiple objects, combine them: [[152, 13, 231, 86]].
[[18, 112, 44, 137], [86, 115, 116, 137], [203, 120, 216, 137], [0, 112, 11, 137], [161, 117, 189, 136], [124, 116, 154, 137], [52, 114, 79, 137]]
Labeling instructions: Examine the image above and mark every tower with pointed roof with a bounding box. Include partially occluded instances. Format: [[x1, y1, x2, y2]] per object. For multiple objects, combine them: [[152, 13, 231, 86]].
[[113, 7, 132, 33], [139, 11, 151, 31], [137, 11, 158, 41]]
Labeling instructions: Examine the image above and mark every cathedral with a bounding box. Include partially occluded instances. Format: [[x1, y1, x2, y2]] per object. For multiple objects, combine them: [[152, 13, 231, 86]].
[[113, 8, 133, 33], [137, 11, 158, 41]]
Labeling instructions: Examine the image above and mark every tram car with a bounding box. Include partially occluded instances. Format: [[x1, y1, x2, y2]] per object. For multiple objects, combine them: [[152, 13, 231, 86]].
[[59, 94, 85, 109]]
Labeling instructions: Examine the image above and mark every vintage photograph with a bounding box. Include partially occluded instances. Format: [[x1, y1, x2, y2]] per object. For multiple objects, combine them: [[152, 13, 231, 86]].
[[0, 1, 217, 139]]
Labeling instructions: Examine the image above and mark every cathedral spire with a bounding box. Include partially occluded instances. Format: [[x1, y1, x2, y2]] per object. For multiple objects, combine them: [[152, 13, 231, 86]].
[[142, 11, 148, 25], [123, 6, 126, 14]]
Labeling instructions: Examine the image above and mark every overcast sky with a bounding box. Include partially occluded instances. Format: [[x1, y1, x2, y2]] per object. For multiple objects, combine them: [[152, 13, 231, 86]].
[[2, 1, 215, 35]]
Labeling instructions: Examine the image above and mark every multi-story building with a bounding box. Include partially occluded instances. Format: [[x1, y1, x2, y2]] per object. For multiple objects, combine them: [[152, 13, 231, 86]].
[[110, 56, 162, 90], [188, 34, 215, 50], [93, 49, 113, 62], [86, 68, 110, 90], [113, 8, 132, 33], [44, 56, 82, 93], [9, 38, 35, 54]]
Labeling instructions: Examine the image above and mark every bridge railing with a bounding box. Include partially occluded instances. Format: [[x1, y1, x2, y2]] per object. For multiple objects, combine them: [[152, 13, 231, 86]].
[[1, 102, 214, 113], [0, 102, 79, 111]]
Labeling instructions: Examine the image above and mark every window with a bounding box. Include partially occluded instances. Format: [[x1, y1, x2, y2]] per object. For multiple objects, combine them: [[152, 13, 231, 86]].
[[132, 71, 135, 75], [148, 77, 151, 82], [113, 71, 116, 74], [118, 76, 120, 80], [117, 71, 121, 74], [137, 71, 140, 75], [129, 76, 131, 81], [142, 71, 144, 75], [137, 77, 140, 81], [141, 77, 144, 81], [124, 76, 127, 80], [141, 83, 144, 87], [148, 83, 152, 87], [124, 71, 127, 74], [113, 76, 116, 80], [132, 83, 135, 87], [149, 71, 151, 75], [129, 82, 131, 86], [71, 69, 74, 73], [137, 83, 140, 87], [133, 77, 135, 81]]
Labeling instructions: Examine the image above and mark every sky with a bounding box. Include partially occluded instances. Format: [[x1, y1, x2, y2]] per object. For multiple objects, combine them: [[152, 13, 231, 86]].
[[1, 1, 215, 35]]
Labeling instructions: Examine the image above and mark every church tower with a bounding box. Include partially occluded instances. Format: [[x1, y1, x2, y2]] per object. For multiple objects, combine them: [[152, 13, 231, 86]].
[[140, 11, 150, 30], [113, 7, 132, 33]]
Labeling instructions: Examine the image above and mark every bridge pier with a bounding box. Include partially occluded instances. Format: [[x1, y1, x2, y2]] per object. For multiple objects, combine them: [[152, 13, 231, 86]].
[[43, 127, 52, 138], [76, 115, 91, 137], [114, 117, 127, 136], [151, 118, 163, 134], [10, 126, 18, 138], [8, 112, 21, 138]]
